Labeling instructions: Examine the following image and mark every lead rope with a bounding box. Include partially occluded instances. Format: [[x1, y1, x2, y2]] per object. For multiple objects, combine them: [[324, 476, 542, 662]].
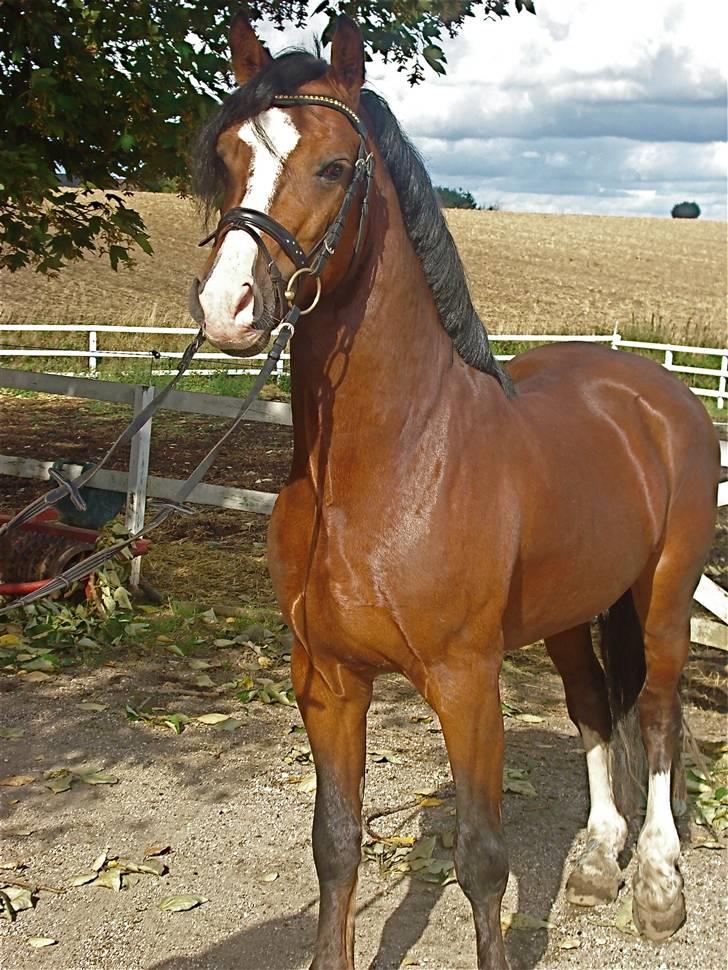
[[0, 315, 297, 616]]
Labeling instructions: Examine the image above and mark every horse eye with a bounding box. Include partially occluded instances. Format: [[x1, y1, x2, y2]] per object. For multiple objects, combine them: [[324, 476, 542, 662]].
[[318, 161, 345, 182]]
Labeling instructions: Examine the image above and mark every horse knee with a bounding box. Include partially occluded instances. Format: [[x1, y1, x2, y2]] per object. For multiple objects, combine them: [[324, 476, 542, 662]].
[[455, 818, 509, 902]]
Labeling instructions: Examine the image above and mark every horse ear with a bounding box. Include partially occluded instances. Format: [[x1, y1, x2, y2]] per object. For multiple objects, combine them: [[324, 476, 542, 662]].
[[229, 12, 272, 85], [329, 15, 365, 97]]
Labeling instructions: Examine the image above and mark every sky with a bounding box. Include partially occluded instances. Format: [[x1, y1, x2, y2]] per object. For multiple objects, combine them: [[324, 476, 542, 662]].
[[257, 0, 727, 220]]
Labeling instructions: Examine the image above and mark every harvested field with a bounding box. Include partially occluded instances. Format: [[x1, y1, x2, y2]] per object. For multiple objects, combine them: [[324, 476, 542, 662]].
[[0, 194, 725, 345]]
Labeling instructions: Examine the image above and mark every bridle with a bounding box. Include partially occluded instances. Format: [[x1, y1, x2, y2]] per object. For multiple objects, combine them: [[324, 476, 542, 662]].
[[193, 93, 375, 324], [0, 93, 375, 614]]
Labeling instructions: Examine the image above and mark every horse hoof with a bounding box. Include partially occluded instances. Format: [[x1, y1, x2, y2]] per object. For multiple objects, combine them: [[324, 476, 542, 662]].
[[632, 888, 686, 941], [566, 851, 622, 906]]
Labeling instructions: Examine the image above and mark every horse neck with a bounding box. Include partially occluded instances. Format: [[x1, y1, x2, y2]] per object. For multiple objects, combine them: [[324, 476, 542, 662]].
[[289, 168, 457, 452]]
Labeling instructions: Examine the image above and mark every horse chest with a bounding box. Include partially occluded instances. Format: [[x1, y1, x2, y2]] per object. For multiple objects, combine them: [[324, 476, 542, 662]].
[[268, 482, 477, 668]]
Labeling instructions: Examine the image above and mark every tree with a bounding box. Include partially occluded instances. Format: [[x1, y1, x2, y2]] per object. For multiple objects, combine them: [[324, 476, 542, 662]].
[[0, 1, 535, 274], [670, 201, 701, 219], [436, 186, 478, 209]]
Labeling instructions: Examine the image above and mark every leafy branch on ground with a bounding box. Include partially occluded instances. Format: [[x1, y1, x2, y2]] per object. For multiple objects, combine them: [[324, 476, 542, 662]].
[[686, 739, 728, 834]]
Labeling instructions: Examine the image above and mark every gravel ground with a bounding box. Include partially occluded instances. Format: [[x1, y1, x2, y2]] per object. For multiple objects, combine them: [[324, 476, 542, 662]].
[[0, 643, 725, 970]]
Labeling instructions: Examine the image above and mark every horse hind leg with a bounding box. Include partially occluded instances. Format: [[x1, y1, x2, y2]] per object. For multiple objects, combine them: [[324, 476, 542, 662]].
[[629, 558, 697, 942], [545, 625, 627, 906]]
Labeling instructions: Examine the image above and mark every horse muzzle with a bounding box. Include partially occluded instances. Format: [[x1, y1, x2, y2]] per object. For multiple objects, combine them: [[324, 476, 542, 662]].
[[188, 276, 273, 357]]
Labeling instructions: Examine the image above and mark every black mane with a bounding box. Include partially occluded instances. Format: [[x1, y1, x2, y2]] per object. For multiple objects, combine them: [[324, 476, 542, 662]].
[[193, 52, 513, 395]]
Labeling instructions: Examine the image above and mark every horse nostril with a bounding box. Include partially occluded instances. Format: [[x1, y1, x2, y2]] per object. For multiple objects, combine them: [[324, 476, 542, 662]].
[[234, 283, 254, 319]]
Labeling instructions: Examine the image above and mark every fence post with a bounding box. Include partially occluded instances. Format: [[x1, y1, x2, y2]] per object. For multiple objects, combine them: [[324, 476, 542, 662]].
[[718, 355, 727, 410], [125, 384, 155, 587], [610, 327, 621, 350], [664, 349, 673, 370], [88, 330, 98, 376]]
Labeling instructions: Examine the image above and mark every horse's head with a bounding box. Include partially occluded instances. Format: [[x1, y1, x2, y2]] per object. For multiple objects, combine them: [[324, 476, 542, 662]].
[[193, 15, 369, 356]]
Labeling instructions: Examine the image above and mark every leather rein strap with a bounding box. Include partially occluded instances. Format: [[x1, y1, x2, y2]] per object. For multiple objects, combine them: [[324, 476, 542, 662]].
[[0, 94, 373, 615]]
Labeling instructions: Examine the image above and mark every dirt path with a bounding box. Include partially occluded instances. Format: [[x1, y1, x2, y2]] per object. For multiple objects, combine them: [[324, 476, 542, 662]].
[[0, 636, 726, 970]]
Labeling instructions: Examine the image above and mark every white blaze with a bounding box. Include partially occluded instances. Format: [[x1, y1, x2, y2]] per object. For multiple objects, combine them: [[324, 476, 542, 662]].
[[199, 108, 300, 335]]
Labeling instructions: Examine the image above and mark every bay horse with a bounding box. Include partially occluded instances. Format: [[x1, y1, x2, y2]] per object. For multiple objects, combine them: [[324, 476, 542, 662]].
[[192, 15, 719, 969]]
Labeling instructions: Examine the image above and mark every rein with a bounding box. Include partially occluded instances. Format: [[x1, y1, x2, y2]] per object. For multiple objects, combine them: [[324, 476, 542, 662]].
[[0, 94, 373, 616]]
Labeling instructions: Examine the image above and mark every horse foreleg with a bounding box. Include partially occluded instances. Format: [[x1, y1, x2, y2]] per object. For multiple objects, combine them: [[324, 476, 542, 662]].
[[424, 651, 509, 970], [292, 641, 373, 970], [545, 625, 627, 905]]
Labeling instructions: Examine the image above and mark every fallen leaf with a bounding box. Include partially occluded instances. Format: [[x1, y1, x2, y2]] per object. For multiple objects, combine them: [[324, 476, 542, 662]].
[[78, 703, 108, 712], [118, 858, 166, 877], [144, 845, 172, 859], [210, 717, 243, 732], [614, 893, 637, 936], [441, 830, 455, 849], [192, 674, 215, 689], [195, 712, 230, 725], [22, 671, 52, 683], [370, 750, 402, 764], [42, 771, 73, 794], [0, 728, 24, 740], [70, 872, 98, 887], [0, 775, 35, 788], [0, 860, 25, 871], [0, 634, 23, 647], [297, 773, 317, 794], [78, 770, 118, 786], [28, 937, 57, 948], [3, 886, 34, 912], [558, 937, 581, 950], [260, 871, 279, 882], [91, 869, 123, 892], [187, 659, 211, 670], [159, 894, 207, 912], [419, 797, 444, 808], [407, 837, 437, 862], [92, 850, 108, 873], [502, 912, 553, 932]]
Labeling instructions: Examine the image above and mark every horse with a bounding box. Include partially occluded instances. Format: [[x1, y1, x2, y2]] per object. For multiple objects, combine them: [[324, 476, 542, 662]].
[[191, 15, 720, 969]]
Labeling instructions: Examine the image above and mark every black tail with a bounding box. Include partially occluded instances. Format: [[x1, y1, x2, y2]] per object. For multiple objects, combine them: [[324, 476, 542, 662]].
[[598, 590, 648, 818]]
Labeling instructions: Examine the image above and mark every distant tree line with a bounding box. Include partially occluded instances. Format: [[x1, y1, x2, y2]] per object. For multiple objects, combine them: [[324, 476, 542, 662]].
[[435, 186, 501, 210]]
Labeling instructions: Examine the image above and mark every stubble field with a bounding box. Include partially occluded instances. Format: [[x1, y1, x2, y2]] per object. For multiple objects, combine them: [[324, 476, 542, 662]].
[[1, 193, 725, 346]]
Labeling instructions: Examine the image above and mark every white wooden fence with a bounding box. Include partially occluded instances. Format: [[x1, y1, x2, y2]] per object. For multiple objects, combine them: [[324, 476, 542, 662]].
[[1, 324, 727, 406], [0, 362, 725, 649]]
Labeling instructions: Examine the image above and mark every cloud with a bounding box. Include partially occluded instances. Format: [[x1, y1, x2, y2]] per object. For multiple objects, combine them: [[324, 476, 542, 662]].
[[257, 0, 727, 218]]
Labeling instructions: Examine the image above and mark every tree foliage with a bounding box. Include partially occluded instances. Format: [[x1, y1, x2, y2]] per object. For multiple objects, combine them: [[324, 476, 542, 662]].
[[670, 201, 701, 219], [0, 0, 534, 274], [435, 186, 478, 209]]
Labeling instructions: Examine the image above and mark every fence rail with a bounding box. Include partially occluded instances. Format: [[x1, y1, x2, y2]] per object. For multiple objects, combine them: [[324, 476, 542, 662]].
[[1, 324, 726, 406]]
